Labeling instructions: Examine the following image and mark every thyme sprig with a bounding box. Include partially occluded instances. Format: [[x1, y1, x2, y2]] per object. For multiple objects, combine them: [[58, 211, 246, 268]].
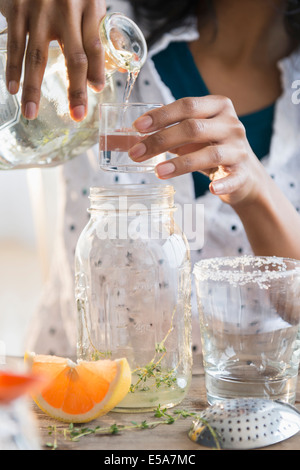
[[130, 307, 178, 392], [46, 406, 221, 450], [80, 298, 181, 393]]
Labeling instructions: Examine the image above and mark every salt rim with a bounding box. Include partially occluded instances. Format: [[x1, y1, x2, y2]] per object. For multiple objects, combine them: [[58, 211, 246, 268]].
[[193, 255, 300, 288]]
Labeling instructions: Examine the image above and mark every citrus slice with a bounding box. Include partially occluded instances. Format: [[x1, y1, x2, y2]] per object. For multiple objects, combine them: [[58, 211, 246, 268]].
[[24, 352, 131, 423]]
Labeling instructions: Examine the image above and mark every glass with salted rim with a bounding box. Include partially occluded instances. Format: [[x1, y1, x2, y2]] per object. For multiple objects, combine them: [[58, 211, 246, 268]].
[[193, 255, 300, 405]]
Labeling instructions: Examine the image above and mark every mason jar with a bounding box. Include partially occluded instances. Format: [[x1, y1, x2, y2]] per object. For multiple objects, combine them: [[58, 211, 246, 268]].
[[75, 185, 192, 412], [0, 12, 147, 169]]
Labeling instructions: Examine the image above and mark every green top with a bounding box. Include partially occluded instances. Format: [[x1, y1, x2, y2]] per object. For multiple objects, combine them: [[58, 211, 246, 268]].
[[152, 41, 275, 198]]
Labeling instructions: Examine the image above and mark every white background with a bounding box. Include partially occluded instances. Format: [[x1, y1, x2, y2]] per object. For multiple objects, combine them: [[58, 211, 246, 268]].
[[0, 168, 59, 356]]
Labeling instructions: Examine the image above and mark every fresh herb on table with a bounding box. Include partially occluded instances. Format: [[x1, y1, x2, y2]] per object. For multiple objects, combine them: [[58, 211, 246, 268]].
[[46, 406, 221, 450]]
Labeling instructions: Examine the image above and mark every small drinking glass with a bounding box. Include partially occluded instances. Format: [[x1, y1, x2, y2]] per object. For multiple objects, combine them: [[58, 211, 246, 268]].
[[99, 102, 166, 172], [0, 367, 45, 450], [193, 255, 300, 405]]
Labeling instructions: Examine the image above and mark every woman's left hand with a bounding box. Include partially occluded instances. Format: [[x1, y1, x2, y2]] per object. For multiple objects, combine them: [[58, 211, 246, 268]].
[[129, 96, 267, 207]]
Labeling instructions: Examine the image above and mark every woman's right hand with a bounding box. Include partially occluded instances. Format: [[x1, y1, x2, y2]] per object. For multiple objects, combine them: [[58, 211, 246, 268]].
[[130, 96, 264, 208], [130, 96, 300, 260], [0, 0, 107, 121]]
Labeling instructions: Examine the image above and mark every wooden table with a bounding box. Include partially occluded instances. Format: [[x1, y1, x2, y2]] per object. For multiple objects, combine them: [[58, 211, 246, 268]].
[[27, 354, 300, 451]]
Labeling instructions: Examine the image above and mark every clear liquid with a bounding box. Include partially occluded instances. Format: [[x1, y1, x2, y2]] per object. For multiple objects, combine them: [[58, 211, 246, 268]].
[[76, 252, 192, 413], [99, 132, 166, 172], [202, 323, 300, 405], [113, 372, 191, 413], [0, 48, 109, 169], [205, 365, 298, 405], [123, 69, 139, 104]]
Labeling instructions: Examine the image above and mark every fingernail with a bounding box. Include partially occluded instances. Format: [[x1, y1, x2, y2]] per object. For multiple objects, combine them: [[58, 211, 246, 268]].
[[155, 162, 176, 178], [128, 142, 147, 160], [24, 102, 37, 120], [88, 80, 105, 92], [211, 181, 225, 194], [8, 80, 19, 94], [133, 115, 153, 132], [72, 105, 86, 121]]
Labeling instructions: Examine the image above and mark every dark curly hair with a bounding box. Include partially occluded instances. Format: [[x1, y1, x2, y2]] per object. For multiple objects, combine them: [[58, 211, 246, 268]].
[[129, 0, 300, 47]]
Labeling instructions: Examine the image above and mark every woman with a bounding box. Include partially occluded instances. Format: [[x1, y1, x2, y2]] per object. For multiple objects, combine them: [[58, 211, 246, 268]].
[[1, 0, 300, 355]]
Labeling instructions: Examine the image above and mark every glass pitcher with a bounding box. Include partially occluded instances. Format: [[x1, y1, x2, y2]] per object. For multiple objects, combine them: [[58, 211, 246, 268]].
[[0, 12, 147, 169], [75, 185, 192, 412]]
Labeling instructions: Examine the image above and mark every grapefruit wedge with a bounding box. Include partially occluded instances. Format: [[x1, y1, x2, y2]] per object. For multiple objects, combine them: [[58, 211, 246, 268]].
[[24, 352, 131, 423]]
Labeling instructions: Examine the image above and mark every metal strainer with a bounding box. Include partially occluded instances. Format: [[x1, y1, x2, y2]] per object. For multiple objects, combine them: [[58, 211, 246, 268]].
[[189, 398, 300, 449]]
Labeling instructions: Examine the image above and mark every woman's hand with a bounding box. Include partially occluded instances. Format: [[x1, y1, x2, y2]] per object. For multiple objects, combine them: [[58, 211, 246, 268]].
[[129, 95, 300, 259], [129, 96, 267, 207], [0, 0, 106, 121]]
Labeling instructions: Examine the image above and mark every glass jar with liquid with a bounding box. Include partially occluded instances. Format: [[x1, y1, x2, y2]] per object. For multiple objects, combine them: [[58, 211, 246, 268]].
[[75, 185, 192, 412], [0, 13, 147, 169]]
